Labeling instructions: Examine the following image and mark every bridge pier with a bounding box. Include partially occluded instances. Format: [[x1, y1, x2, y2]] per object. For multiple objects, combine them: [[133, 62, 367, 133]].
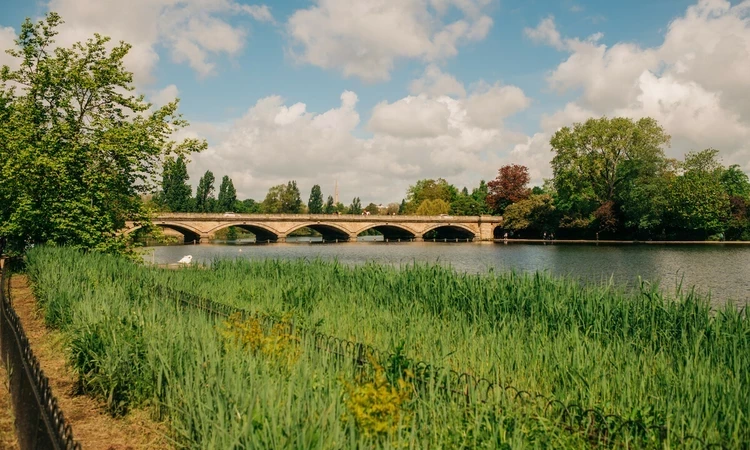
[[413, 236, 424, 242], [277, 235, 286, 243]]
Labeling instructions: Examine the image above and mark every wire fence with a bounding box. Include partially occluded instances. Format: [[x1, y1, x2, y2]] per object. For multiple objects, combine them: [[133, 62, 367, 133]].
[[152, 283, 725, 449], [0, 257, 81, 450]]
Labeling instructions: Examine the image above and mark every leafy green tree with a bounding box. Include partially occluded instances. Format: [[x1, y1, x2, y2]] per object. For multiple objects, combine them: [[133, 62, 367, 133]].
[[261, 185, 284, 213], [405, 178, 458, 213], [398, 199, 407, 214], [159, 155, 192, 212], [281, 181, 303, 213], [721, 164, 750, 199], [550, 116, 670, 230], [665, 150, 730, 239], [416, 199, 451, 215], [234, 198, 261, 213], [503, 195, 557, 233], [471, 180, 490, 213], [349, 197, 362, 214], [364, 203, 380, 214], [335, 202, 347, 214], [308, 184, 324, 214], [0, 13, 205, 254], [217, 175, 237, 212], [194, 170, 216, 212], [450, 195, 484, 215], [324, 195, 335, 214]]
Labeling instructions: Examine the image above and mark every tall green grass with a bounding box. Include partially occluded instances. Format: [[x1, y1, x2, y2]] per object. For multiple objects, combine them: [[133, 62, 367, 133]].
[[24, 247, 749, 448]]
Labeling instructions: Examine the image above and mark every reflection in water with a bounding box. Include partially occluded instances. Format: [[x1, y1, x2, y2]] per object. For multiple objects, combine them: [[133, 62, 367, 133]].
[[143, 242, 750, 306]]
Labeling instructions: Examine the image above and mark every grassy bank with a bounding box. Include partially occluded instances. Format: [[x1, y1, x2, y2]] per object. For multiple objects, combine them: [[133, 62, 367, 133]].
[[25, 247, 749, 448]]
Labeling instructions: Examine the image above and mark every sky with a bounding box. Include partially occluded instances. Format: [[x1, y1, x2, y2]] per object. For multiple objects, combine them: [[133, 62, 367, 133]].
[[1, 0, 749, 205]]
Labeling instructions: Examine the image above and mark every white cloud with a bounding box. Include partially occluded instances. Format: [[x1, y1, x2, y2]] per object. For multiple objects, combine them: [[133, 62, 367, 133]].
[[150, 84, 180, 108], [410, 64, 467, 97], [524, 16, 564, 50], [0, 26, 19, 69], [286, 0, 494, 82], [464, 82, 530, 129], [46, 0, 273, 82], [186, 77, 530, 203]]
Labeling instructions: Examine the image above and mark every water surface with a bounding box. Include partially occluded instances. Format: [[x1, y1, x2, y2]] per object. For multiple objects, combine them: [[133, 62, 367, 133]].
[[143, 241, 750, 306]]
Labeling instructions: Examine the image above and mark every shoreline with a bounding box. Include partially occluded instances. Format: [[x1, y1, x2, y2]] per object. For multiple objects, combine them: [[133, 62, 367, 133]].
[[495, 239, 750, 245]]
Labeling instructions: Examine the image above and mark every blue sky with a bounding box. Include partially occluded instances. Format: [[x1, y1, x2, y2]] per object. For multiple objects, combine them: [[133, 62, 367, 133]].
[[1, 0, 748, 203]]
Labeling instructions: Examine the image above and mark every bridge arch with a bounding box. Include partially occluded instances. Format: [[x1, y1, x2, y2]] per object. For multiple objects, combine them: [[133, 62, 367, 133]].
[[285, 222, 352, 241], [208, 222, 280, 242], [354, 224, 418, 240], [422, 223, 476, 241], [125, 222, 203, 243]]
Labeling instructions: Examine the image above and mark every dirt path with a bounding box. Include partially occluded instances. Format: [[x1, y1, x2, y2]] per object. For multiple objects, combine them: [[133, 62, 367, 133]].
[[0, 361, 19, 450], [7, 275, 172, 450]]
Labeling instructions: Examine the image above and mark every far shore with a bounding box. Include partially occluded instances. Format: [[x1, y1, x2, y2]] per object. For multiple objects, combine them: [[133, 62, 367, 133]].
[[495, 238, 750, 245]]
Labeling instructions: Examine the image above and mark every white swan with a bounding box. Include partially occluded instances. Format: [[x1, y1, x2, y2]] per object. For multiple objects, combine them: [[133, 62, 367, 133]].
[[178, 255, 193, 265]]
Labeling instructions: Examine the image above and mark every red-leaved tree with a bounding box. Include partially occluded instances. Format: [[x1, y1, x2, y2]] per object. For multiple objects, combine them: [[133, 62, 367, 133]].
[[487, 164, 531, 214]]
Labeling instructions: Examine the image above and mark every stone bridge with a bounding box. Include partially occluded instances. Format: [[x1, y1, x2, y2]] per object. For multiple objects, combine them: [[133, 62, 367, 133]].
[[123, 213, 503, 243]]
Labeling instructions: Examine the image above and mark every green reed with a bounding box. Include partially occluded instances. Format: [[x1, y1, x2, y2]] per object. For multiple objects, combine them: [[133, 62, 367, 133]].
[[24, 247, 749, 448]]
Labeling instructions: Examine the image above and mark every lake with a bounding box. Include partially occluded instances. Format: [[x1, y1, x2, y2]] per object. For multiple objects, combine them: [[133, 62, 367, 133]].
[[143, 240, 750, 306]]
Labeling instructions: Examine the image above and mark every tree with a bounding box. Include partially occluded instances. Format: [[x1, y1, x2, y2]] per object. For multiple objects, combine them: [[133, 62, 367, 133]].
[[235, 198, 261, 214], [364, 203, 380, 215], [194, 170, 216, 212], [281, 181, 303, 213], [503, 195, 557, 233], [721, 164, 750, 200], [261, 185, 284, 213], [160, 155, 192, 212], [450, 196, 484, 216], [217, 175, 237, 212], [324, 195, 335, 214], [308, 184, 324, 214], [416, 199, 451, 215], [0, 13, 205, 254], [665, 150, 730, 239], [349, 197, 362, 214], [487, 165, 531, 215], [550, 117, 670, 230], [385, 203, 400, 215], [405, 178, 458, 213], [398, 199, 407, 214]]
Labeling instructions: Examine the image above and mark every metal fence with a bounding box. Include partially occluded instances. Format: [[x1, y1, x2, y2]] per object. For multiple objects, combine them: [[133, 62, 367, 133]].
[[0, 258, 81, 450], [153, 283, 725, 449]]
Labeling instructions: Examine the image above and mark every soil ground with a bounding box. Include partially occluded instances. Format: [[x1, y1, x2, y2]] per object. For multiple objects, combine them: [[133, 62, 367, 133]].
[[3, 275, 172, 450], [0, 361, 19, 450]]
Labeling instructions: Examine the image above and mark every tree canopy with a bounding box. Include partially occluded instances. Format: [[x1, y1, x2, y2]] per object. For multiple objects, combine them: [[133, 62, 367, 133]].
[[308, 184, 324, 214], [0, 13, 205, 254]]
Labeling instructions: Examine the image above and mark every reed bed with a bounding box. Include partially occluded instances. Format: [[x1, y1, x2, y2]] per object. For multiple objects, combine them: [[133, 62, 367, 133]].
[[24, 247, 749, 448]]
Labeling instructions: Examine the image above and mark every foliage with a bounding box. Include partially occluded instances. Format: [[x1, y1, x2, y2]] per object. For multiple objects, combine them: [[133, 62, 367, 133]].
[[721, 164, 750, 200], [405, 178, 458, 213], [502, 194, 557, 232], [323, 195, 335, 214], [550, 117, 669, 229], [282, 181, 303, 214], [159, 156, 192, 212], [194, 170, 216, 213], [415, 199, 450, 215], [487, 165, 531, 214], [450, 195, 484, 215], [349, 197, 362, 214], [216, 175, 237, 212], [262, 181, 303, 214], [342, 359, 413, 437], [308, 184, 324, 214], [219, 313, 300, 367], [665, 150, 731, 238], [0, 13, 205, 255], [235, 198, 261, 214], [364, 202, 380, 215]]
